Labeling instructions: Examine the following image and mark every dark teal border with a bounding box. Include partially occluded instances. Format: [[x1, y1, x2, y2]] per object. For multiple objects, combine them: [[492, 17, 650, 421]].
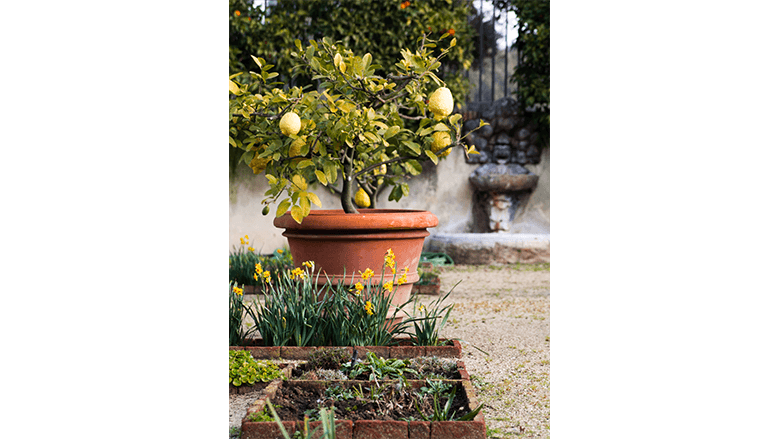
[[5, 0, 222, 439], [551, 1, 780, 438]]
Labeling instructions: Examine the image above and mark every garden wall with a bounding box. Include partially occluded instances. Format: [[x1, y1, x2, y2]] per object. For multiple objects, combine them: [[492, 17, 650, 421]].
[[228, 144, 548, 254]]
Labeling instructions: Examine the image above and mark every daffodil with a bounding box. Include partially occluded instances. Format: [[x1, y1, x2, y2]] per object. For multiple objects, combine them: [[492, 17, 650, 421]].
[[384, 248, 395, 267], [365, 300, 375, 316], [360, 268, 374, 280], [418, 304, 426, 313], [255, 263, 263, 274], [290, 267, 305, 280], [302, 261, 313, 269], [253, 273, 259, 281], [276, 249, 284, 254], [352, 282, 364, 296], [263, 271, 271, 283], [248, 246, 255, 252], [383, 281, 393, 292], [232, 286, 243, 296]]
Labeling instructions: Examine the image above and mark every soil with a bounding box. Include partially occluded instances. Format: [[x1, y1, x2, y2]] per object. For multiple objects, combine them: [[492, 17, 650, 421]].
[[291, 356, 461, 381], [271, 381, 472, 422], [229, 263, 550, 438]]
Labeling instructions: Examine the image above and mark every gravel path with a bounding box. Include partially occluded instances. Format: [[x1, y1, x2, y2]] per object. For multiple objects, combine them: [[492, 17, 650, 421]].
[[229, 263, 550, 438]]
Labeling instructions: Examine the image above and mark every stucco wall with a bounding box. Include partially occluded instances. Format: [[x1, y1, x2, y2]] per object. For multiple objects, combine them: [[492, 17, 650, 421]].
[[229, 145, 549, 253]]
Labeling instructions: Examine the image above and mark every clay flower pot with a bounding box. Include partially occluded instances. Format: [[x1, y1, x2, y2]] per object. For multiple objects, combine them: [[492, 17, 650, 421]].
[[273, 209, 438, 307]]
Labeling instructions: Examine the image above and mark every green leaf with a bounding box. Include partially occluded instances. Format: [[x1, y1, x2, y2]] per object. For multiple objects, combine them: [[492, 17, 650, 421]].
[[291, 205, 304, 224], [448, 114, 462, 125], [294, 39, 302, 51], [425, 150, 439, 164], [229, 136, 236, 147], [384, 125, 401, 139], [276, 200, 291, 218], [315, 170, 328, 186], [240, 150, 254, 165], [403, 141, 421, 155], [324, 161, 338, 183], [336, 100, 356, 113], [292, 174, 308, 191], [250, 55, 264, 69], [307, 192, 322, 207], [362, 53, 372, 72], [407, 160, 422, 175], [229, 80, 240, 95], [266, 174, 278, 185], [432, 123, 449, 132], [417, 127, 434, 137], [297, 159, 314, 169]]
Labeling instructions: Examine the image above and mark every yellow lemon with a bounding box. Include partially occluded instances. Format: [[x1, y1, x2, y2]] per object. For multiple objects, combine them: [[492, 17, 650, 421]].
[[355, 188, 371, 208], [428, 87, 453, 120], [279, 112, 301, 136], [288, 137, 306, 157], [431, 131, 452, 157]]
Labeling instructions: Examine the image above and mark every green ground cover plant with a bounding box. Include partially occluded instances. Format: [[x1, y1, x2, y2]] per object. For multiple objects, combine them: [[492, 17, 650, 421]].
[[229, 350, 283, 387]]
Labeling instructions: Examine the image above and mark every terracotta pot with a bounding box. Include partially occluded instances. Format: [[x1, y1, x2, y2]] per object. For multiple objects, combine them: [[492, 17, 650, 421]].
[[273, 209, 438, 308]]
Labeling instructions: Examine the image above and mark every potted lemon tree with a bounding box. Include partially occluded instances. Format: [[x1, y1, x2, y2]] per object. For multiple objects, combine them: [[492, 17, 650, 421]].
[[229, 35, 481, 305]]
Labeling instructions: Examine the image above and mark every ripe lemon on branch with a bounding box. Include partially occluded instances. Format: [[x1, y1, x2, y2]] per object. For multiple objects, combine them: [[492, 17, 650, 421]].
[[428, 87, 453, 120], [355, 188, 371, 208], [431, 131, 452, 157], [279, 112, 301, 136]]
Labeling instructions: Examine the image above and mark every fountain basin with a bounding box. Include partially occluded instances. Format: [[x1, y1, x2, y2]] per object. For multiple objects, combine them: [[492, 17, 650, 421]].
[[469, 163, 539, 192]]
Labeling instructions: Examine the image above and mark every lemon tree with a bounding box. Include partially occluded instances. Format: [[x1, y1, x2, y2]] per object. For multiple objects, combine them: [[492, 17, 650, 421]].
[[229, 35, 482, 223]]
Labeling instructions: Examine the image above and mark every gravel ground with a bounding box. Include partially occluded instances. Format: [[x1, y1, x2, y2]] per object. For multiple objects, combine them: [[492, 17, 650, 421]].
[[229, 263, 550, 438]]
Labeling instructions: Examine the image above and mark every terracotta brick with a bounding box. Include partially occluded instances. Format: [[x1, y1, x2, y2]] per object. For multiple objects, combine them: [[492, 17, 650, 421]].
[[295, 419, 352, 439], [280, 346, 316, 360], [457, 361, 470, 381], [389, 345, 425, 359], [248, 346, 281, 359], [430, 420, 486, 439], [241, 421, 295, 439], [353, 420, 407, 439], [354, 345, 389, 359], [408, 420, 431, 439], [426, 344, 458, 358]]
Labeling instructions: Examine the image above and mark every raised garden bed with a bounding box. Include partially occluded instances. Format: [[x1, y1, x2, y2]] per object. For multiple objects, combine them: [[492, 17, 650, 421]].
[[241, 379, 485, 439], [230, 339, 462, 360]]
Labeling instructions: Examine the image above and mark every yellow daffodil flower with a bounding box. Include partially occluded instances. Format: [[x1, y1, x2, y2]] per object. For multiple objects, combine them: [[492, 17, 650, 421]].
[[360, 268, 374, 280], [383, 281, 393, 292], [352, 282, 364, 296], [232, 286, 243, 296], [248, 246, 255, 252], [263, 271, 271, 283], [365, 300, 375, 316], [255, 263, 263, 274]]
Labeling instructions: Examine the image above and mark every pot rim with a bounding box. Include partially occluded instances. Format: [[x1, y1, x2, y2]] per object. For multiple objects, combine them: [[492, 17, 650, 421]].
[[273, 209, 438, 231]]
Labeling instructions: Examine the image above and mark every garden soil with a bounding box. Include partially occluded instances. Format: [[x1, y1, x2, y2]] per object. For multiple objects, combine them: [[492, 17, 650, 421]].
[[230, 263, 550, 438]]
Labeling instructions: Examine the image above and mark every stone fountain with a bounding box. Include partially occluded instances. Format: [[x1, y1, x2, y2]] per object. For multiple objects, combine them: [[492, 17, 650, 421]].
[[424, 97, 549, 264], [465, 97, 541, 233]]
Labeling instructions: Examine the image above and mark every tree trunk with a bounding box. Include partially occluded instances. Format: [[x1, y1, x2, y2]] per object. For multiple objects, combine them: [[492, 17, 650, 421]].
[[340, 162, 359, 214]]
